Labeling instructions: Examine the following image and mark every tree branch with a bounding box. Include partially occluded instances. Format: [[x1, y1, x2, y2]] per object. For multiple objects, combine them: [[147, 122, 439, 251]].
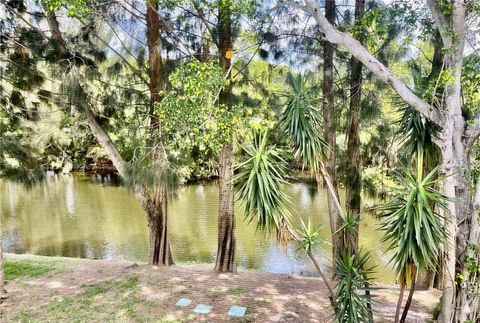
[[292, 0, 445, 128]]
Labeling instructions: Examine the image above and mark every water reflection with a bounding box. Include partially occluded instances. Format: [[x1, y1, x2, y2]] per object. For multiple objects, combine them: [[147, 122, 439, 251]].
[[0, 174, 395, 283]]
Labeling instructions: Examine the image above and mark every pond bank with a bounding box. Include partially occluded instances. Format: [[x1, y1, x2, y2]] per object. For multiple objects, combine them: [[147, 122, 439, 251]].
[[0, 254, 439, 322]]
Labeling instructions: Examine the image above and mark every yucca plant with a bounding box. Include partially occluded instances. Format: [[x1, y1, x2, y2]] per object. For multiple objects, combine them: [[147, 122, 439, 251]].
[[335, 251, 374, 323], [279, 73, 344, 233], [376, 145, 448, 323], [279, 73, 326, 172], [234, 130, 336, 306], [234, 130, 292, 240], [335, 211, 359, 254]]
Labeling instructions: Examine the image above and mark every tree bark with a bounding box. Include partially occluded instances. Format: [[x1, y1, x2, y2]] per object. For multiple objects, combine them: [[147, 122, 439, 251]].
[[345, 0, 365, 254], [215, 142, 236, 272], [147, 190, 174, 266], [214, 0, 237, 273], [145, 0, 174, 266], [394, 282, 405, 323], [322, 0, 343, 267], [400, 265, 417, 323]]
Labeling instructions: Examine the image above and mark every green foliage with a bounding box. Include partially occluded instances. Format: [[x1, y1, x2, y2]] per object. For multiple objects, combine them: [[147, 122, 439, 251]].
[[279, 74, 326, 173], [397, 104, 439, 167], [335, 211, 359, 252], [41, 0, 89, 16], [158, 60, 235, 156], [462, 54, 480, 115], [375, 151, 448, 282], [123, 148, 179, 192], [361, 166, 395, 197], [234, 130, 291, 237], [297, 218, 328, 254], [334, 252, 374, 323]]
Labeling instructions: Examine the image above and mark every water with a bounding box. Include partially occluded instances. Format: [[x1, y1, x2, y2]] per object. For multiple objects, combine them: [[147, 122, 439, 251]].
[[0, 173, 395, 283]]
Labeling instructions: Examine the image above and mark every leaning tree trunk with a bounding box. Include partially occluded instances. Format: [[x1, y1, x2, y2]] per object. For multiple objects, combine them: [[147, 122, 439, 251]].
[[322, 0, 343, 267], [214, 0, 236, 273], [44, 8, 174, 266], [145, 0, 174, 266], [399, 264, 417, 323], [394, 281, 406, 323], [345, 0, 365, 254]]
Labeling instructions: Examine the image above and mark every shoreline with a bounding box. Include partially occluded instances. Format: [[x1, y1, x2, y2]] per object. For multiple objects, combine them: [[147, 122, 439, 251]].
[[1, 253, 440, 322]]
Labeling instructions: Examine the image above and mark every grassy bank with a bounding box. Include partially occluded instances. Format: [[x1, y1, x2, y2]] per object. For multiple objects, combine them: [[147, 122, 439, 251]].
[[0, 254, 440, 322]]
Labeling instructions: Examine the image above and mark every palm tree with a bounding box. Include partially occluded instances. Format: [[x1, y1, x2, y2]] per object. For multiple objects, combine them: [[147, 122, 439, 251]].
[[376, 146, 448, 323]]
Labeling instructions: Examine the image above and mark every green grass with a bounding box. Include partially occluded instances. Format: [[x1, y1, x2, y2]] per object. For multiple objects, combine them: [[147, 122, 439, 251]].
[[4, 259, 58, 281], [227, 287, 246, 298], [14, 275, 170, 322]]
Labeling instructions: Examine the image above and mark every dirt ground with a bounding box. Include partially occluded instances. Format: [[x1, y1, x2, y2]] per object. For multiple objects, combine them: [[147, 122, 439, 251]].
[[0, 254, 440, 322]]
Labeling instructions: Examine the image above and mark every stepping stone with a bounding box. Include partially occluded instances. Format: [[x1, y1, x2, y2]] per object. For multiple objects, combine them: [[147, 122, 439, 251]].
[[228, 305, 247, 317], [175, 298, 192, 307], [193, 304, 212, 314]]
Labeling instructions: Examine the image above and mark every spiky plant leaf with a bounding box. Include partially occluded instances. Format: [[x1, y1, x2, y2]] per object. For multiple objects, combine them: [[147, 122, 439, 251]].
[[279, 73, 326, 173], [335, 251, 375, 323], [297, 217, 329, 254], [375, 148, 448, 283], [234, 130, 292, 240]]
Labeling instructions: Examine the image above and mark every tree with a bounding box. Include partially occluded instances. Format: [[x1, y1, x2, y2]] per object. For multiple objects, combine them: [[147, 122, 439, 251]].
[[215, 0, 236, 273], [0, 0, 182, 266], [277, 0, 478, 321], [234, 130, 337, 305], [144, 0, 174, 266], [345, 0, 365, 253], [376, 149, 448, 323], [321, 0, 344, 268], [0, 240, 5, 301]]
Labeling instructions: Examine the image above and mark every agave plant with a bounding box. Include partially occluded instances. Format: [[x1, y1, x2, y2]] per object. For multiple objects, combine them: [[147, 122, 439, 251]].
[[376, 146, 448, 323], [335, 251, 374, 323]]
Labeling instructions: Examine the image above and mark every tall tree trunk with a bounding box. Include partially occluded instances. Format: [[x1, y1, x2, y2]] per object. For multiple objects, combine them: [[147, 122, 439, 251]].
[[322, 0, 343, 266], [214, 0, 236, 273], [145, 0, 174, 266], [345, 0, 365, 254], [215, 142, 236, 272]]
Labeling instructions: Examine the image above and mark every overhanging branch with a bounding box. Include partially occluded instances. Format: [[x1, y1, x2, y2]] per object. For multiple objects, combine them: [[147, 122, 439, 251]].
[[276, 0, 445, 128]]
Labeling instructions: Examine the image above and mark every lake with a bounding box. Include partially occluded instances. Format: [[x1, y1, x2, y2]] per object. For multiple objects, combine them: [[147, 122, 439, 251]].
[[0, 173, 395, 283]]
